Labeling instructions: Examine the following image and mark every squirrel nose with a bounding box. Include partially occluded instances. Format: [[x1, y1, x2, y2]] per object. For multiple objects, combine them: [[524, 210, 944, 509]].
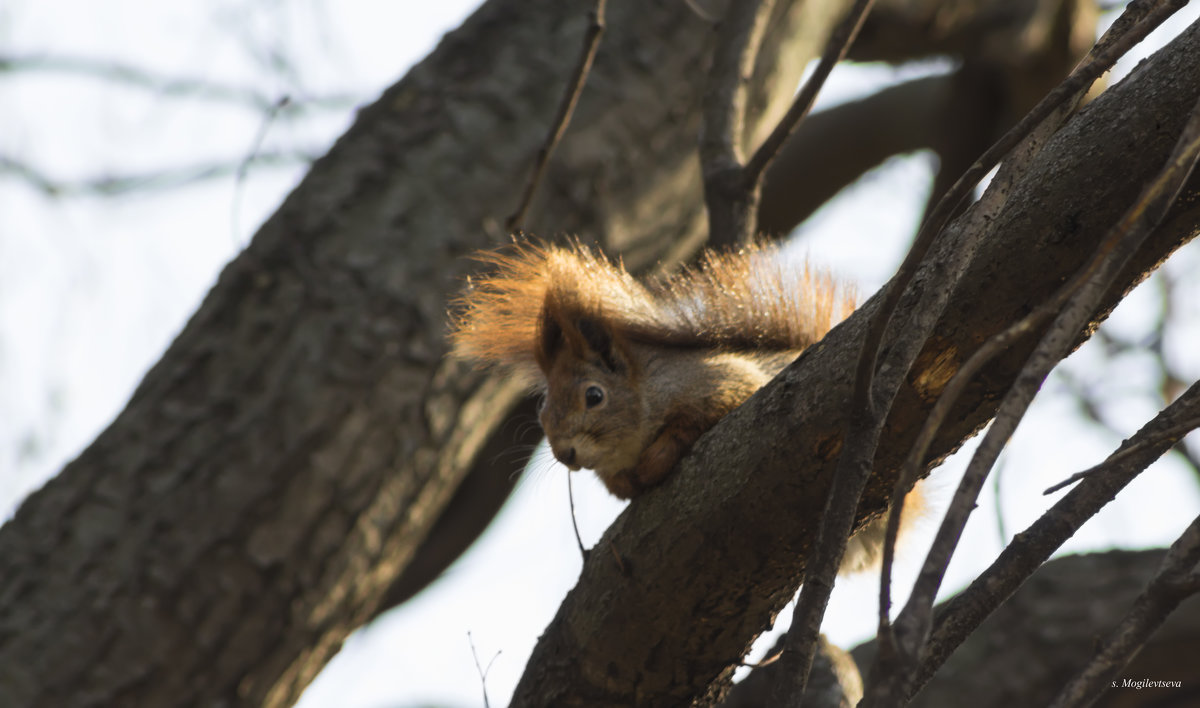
[[553, 445, 578, 469]]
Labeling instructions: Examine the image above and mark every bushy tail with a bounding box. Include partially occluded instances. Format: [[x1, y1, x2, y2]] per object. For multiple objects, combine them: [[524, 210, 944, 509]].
[[448, 241, 658, 384], [643, 246, 854, 350], [448, 240, 855, 381]]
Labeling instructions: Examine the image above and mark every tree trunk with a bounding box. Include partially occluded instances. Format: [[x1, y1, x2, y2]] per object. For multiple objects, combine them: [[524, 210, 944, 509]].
[[2, 1, 1196, 707]]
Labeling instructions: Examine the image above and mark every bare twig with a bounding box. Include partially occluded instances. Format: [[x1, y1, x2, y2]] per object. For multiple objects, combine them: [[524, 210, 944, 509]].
[[1043, 418, 1200, 494], [907, 380, 1200, 700], [505, 0, 607, 232], [866, 0, 1190, 691], [0, 151, 317, 197], [851, 0, 1186, 469], [700, 0, 777, 245], [743, 0, 876, 184], [232, 96, 291, 244], [0, 54, 357, 112], [1049, 514, 1200, 708], [467, 632, 501, 708], [1057, 294, 1200, 481], [873, 86, 1200, 706], [566, 472, 589, 562]]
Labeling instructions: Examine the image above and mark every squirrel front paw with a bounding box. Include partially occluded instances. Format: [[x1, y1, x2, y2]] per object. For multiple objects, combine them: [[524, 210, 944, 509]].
[[630, 417, 709, 493], [600, 471, 643, 500]]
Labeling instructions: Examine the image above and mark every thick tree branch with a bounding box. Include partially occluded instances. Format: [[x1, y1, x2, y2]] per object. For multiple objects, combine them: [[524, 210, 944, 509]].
[[701, 0, 777, 245], [911, 379, 1200, 700], [1050, 515, 1200, 707], [854, 550, 1200, 708], [510, 17, 1200, 705], [867, 56, 1200, 706], [0, 2, 834, 705]]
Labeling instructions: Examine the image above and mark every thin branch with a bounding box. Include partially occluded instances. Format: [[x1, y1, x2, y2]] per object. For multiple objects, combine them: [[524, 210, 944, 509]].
[[1043, 419, 1200, 494], [851, 0, 1186, 476], [0, 151, 317, 197], [743, 0, 876, 184], [566, 471, 589, 562], [700, 0, 777, 246], [505, 0, 607, 232], [0, 54, 357, 112], [1058, 292, 1200, 482], [912, 380, 1200, 700], [1049, 513, 1200, 708], [232, 96, 292, 244], [874, 88, 1200, 705], [467, 632, 501, 708], [865, 0, 1190, 692], [750, 3, 885, 704]]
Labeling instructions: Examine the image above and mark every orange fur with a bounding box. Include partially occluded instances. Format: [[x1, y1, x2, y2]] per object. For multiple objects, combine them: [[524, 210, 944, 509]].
[[449, 241, 854, 377], [448, 239, 855, 496], [449, 240, 922, 573]]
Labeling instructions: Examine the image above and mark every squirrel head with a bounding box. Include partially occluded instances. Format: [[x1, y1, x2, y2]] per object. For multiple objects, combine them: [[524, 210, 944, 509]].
[[535, 299, 650, 492]]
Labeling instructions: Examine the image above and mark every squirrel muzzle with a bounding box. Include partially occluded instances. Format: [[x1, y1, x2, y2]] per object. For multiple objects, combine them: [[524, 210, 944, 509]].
[[550, 443, 580, 470]]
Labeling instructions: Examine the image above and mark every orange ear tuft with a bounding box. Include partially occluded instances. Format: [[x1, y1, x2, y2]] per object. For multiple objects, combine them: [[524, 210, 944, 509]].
[[448, 240, 650, 384]]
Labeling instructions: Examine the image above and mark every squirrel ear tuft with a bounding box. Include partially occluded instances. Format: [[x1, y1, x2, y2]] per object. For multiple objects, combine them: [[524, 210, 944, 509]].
[[536, 309, 565, 371], [535, 306, 630, 375], [576, 316, 625, 373]]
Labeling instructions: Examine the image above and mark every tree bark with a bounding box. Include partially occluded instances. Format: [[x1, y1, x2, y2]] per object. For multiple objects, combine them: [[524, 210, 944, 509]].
[[508, 17, 1200, 707], [0, 1, 846, 706], [852, 550, 1200, 708], [722, 551, 1200, 708], [2, 2, 1197, 707]]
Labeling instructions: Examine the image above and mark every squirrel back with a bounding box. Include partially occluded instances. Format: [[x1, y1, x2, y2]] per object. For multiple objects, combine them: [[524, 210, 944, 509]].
[[449, 240, 854, 498], [450, 240, 925, 575]]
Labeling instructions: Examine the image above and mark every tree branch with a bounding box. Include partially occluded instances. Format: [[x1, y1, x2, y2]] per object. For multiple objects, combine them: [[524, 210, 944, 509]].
[[506, 0, 607, 231], [510, 17, 1200, 703], [1050, 515, 1200, 707], [0, 54, 358, 112], [912, 379, 1200, 699], [869, 53, 1200, 707], [700, 0, 777, 245], [0, 151, 317, 197]]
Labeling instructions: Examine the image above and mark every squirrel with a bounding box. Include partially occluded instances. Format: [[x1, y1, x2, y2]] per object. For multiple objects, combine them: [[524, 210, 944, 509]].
[[449, 239, 854, 496], [449, 240, 922, 572]]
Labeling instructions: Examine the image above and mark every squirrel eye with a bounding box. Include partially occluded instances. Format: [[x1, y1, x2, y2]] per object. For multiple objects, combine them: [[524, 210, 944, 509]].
[[584, 385, 605, 408]]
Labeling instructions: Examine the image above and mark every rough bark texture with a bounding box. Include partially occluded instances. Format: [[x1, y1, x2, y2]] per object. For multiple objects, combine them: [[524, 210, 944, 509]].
[[852, 551, 1200, 708], [508, 19, 1200, 707], [761, 0, 1098, 233], [1, 1, 1197, 707], [0, 1, 846, 706], [720, 551, 1200, 708]]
